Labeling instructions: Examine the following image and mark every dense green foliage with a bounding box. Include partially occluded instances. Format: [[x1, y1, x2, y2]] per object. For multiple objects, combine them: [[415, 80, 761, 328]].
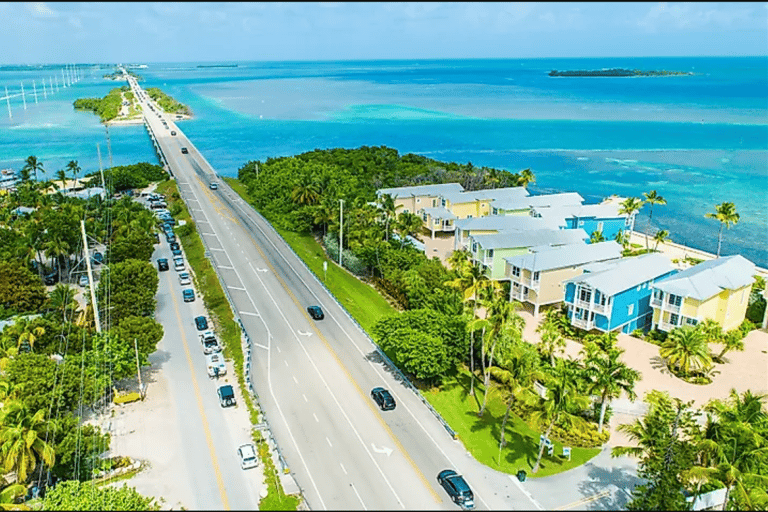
[[146, 87, 190, 115], [85, 162, 168, 194], [42, 480, 159, 510], [73, 87, 124, 122], [97, 259, 158, 323], [0, 260, 47, 314]]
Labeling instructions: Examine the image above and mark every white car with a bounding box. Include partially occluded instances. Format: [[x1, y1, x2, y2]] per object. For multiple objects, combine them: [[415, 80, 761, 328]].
[[79, 274, 89, 287], [237, 443, 258, 470], [173, 257, 185, 272], [206, 353, 226, 377], [179, 272, 191, 285]]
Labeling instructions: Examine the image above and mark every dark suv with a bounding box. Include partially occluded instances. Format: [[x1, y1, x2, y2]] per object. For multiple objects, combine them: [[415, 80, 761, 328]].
[[371, 387, 396, 411], [437, 470, 475, 509], [307, 305, 324, 320], [194, 316, 208, 331], [157, 258, 169, 272], [181, 147, 188, 154]]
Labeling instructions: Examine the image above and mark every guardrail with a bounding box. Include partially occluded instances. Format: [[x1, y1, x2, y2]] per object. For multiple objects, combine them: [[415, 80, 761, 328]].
[[222, 181, 458, 441]]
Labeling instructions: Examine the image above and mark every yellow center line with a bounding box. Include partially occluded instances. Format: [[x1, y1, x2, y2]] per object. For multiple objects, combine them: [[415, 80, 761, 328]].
[[168, 272, 230, 510], [555, 490, 611, 510], [205, 189, 442, 504]]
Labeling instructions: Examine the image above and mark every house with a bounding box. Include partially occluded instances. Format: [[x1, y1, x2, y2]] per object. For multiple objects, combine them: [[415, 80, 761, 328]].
[[64, 186, 107, 201], [440, 186, 529, 220], [491, 192, 584, 216], [563, 253, 678, 334], [421, 206, 458, 239], [532, 201, 631, 242], [453, 214, 563, 251], [376, 183, 464, 216], [649, 255, 756, 333], [470, 228, 589, 279], [505, 241, 623, 315]]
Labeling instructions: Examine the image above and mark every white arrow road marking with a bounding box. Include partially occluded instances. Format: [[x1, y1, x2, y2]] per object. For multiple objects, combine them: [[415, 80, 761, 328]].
[[255, 267, 268, 273], [371, 443, 393, 457], [297, 330, 312, 337]]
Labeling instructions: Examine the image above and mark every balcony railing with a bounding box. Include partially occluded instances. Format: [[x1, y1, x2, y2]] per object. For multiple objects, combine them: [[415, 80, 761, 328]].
[[664, 302, 681, 314], [658, 321, 680, 332], [510, 289, 529, 302], [510, 276, 541, 290], [572, 317, 594, 330], [650, 297, 663, 308], [574, 299, 607, 314]]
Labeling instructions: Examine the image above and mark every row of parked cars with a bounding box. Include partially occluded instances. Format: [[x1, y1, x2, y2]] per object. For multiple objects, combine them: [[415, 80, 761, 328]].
[[147, 194, 258, 471]]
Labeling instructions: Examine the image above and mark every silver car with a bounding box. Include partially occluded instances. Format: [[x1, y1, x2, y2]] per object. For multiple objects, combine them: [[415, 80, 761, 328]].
[[237, 444, 258, 470], [179, 272, 191, 285]]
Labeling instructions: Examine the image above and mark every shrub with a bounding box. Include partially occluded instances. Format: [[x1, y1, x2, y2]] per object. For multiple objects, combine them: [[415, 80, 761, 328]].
[[550, 422, 609, 448]]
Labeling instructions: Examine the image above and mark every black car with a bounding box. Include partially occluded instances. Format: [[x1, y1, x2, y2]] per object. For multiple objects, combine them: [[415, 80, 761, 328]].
[[170, 242, 180, 251], [43, 272, 59, 285], [437, 470, 475, 510], [194, 316, 208, 331], [157, 258, 169, 271], [371, 387, 396, 411], [307, 305, 324, 320], [92, 252, 104, 265], [166, 234, 177, 244], [181, 147, 188, 154]]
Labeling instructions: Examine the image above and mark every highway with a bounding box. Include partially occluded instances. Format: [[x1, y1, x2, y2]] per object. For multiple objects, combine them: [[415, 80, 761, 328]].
[[127, 73, 532, 510]]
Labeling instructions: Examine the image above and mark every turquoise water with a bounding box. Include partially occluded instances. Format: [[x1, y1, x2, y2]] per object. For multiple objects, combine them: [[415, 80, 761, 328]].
[[0, 58, 766, 267]]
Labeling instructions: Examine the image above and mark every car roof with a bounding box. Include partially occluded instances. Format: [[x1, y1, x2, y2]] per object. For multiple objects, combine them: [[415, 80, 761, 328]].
[[158, 258, 168, 262], [195, 315, 206, 321], [239, 444, 256, 455], [219, 385, 234, 393], [446, 473, 471, 492]]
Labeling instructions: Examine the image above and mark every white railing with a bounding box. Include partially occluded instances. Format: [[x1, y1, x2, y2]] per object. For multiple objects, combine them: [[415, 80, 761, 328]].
[[510, 289, 528, 302], [575, 299, 607, 314], [650, 297, 663, 308], [572, 317, 594, 330], [664, 302, 681, 314], [658, 321, 680, 332]]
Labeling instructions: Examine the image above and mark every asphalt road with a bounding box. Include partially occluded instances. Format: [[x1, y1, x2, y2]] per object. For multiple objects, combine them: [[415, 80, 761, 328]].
[[127, 73, 536, 510]]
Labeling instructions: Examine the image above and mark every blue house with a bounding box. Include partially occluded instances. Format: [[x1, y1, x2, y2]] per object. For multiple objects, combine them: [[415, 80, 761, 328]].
[[533, 201, 631, 243], [563, 253, 677, 334]]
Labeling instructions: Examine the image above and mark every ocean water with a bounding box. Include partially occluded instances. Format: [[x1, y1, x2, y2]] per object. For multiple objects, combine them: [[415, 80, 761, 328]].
[[0, 58, 766, 267]]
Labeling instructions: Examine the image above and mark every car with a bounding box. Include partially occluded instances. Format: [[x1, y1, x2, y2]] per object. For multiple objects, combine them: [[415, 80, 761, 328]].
[[181, 147, 188, 154], [307, 305, 324, 320], [217, 385, 236, 407], [194, 316, 208, 331], [169, 242, 180, 251], [171, 131, 176, 136], [182, 288, 195, 302], [371, 387, 396, 411], [437, 470, 475, 510], [78, 274, 89, 287], [171, 247, 182, 257], [166, 234, 177, 244], [173, 257, 184, 271], [237, 443, 258, 470], [200, 330, 221, 354], [92, 252, 104, 265], [209, 182, 218, 190], [43, 272, 58, 285], [179, 272, 191, 285], [157, 258, 169, 271], [206, 352, 226, 377]]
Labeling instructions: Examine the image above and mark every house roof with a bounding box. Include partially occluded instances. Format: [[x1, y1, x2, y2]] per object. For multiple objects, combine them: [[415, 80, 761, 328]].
[[377, 183, 464, 199], [563, 253, 676, 296], [441, 186, 529, 204], [421, 206, 457, 220], [455, 214, 562, 232], [472, 228, 589, 250], [533, 202, 626, 221], [493, 192, 584, 211], [651, 255, 756, 301], [505, 241, 623, 272]]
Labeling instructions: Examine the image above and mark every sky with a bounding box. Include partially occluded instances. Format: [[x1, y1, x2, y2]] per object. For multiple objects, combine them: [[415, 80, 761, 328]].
[[1, 2, 766, 64]]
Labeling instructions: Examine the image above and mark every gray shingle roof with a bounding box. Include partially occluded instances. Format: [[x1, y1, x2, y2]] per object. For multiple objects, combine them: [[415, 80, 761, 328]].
[[493, 192, 584, 211], [455, 215, 562, 232], [505, 241, 623, 272], [563, 252, 676, 296], [421, 206, 457, 220], [472, 228, 589, 250], [377, 183, 464, 199], [441, 186, 529, 204], [651, 255, 756, 300]]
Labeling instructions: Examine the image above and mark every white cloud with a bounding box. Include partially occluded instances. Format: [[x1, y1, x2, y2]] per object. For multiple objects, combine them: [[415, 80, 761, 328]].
[[28, 2, 59, 19]]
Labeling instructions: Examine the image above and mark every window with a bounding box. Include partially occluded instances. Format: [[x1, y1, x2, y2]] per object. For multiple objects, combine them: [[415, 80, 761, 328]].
[[492, 208, 498, 215], [472, 242, 478, 253], [487, 249, 494, 258], [511, 266, 520, 277], [579, 288, 592, 303], [597, 221, 604, 233], [467, 215, 473, 219], [579, 220, 584, 226], [533, 271, 540, 282], [667, 294, 681, 306], [685, 317, 698, 326], [441, 198, 446, 207], [422, 212, 427, 221], [670, 313, 680, 325], [403, 209, 409, 214], [627, 304, 634, 316], [416, 198, 420, 203], [432, 199, 436, 207]]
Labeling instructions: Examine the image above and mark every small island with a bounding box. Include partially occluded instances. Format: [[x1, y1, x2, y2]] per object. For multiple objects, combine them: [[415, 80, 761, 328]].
[[549, 68, 694, 77], [104, 69, 143, 81], [74, 85, 191, 124]]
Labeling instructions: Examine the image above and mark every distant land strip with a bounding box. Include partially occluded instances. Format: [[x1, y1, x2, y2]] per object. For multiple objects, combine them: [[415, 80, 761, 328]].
[[197, 64, 238, 68], [549, 68, 694, 77]]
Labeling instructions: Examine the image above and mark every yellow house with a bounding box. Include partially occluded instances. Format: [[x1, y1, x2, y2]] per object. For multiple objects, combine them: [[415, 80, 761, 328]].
[[377, 183, 464, 217], [650, 255, 756, 332], [441, 187, 529, 220]]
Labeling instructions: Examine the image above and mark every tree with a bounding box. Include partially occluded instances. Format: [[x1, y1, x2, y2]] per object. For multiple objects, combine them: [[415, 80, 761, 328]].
[[377, 193, 401, 242], [618, 197, 643, 233], [46, 284, 79, 324], [98, 259, 159, 324], [22, 156, 44, 182], [583, 342, 641, 432], [642, 190, 666, 250], [111, 316, 164, 365], [653, 229, 670, 251], [612, 390, 700, 511], [378, 327, 449, 383], [590, 230, 606, 243], [517, 168, 536, 187], [55, 168, 68, 190], [42, 480, 160, 511], [0, 400, 55, 484], [705, 202, 740, 257], [0, 261, 47, 314], [536, 311, 566, 367], [530, 358, 590, 473], [660, 326, 713, 378], [0, 483, 29, 510], [394, 212, 423, 248], [48, 413, 110, 482]]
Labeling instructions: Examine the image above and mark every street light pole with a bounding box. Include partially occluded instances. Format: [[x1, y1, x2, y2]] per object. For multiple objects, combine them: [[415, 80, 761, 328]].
[[339, 199, 344, 268]]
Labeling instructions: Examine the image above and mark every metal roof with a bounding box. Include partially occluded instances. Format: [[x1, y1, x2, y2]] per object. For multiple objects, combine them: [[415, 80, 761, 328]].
[[505, 241, 623, 272], [651, 255, 756, 300], [563, 253, 676, 296], [472, 228, 589, 250], [493, 192, 584, 211], [534, 202, 626, 220], [455, 215, 562, 232], [441, 186, 529, 204], [421, 206, 457, 220], [377, 183, 464, 199]]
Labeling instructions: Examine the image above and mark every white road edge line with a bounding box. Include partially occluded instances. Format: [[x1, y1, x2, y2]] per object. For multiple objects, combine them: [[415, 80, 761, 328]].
[[509, 475, 544, 510], [239, 311, 258, 316], [253, 343, 269, 351], [350, 483, 367, 510], [340, 462, 347, 475]]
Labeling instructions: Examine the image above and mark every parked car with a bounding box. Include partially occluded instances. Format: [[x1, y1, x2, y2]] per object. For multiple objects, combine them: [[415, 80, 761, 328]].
[[157, 258, 169, 271], [437, 470, 475, 510], [181, 147, 188, 154], [237, 444, 258, 470], [371, 387, 396, 411], [206, 353, 226, 377], [194, 316, 208, 331], [78, 274, 89, 287], [43, 272, 59, 285], [200, 331, 221, 354], [92, 252, 104, 265], [179, 272, 191, 285], [182, 289, 195, 302], [171, 246, 182, 257], [217, 385, 236, 407], [307, 305, 324, 320], [167, 234, 177, 244], [173, 257, 184, 271], [170, 242, 180, 251], [171, 131, 176, 136]]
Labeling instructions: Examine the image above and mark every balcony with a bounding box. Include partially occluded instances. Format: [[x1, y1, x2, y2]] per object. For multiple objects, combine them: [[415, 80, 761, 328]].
[[650, 297, 663, 308], [658, 320, 680, 332], [575, 299, 607, 314], [510, 288, 529, 302], [572, 317, 594, 330], [664, 302, 681, 314]]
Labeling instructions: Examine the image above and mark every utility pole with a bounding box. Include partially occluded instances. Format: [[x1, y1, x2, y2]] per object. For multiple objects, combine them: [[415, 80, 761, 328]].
[[105, 125, 113, 166], [97, 143, 105, 189], [32, 80, 38, 104], [20, 83, 26, 110], [339, 199, 344, 268], [4, 86, 10, 119], [134, 338, 145, 399], [81, 220, 101, 333]]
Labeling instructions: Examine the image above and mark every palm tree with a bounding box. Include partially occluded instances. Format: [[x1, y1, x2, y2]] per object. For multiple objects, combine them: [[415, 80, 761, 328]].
[[705, 202, 740, 257], [660, 326, 713, 378], [530, 358, 590, 473], [0, 483, 30, 511], [66, 160, 80, 189], [643, 190, 667, 250], [22, 156, 44, 182], [536, 315, 565, 367], [447, 249, 471, 273], [653, 229, 670, 251], [517, 168, 536, 187], [47, 284, 79, 323], [0, 400, 55, 484], [55, 169, 68, 191], [394, 212, 423, 248], [17, 325, 45, 353], [583, 344, 641, 432], [377, 193, 400, 242], [614, 229, 630, 250], [291, 179, 320, 206], [590, 230, 606, 244], [618, 197, 643, 234]]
